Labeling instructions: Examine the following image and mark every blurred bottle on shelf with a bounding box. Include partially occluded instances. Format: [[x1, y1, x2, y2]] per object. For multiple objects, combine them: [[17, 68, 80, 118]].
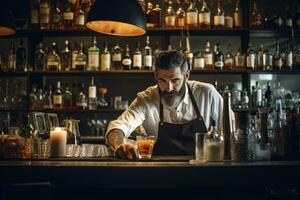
[[74, 43, 87, 71], [71, 42, 79, 70], [53, 81, 63, 109], [7, 42, 16, 72], [284, 42, 293, 70], [122, 44, 132, 70], [143, 36, 153, 70], [31, 0, 40, 29], [153, 4, 162, 27], [133, 42, 142, 70], [204, 41, 213, 70], [233, 0, 242, 28], [284, 5, 293, 29], [213, 43, 224, 70], [175, 1, 185, 28], [199, 0, 211, 28], [40, 0, 51, 30], [246, 43, 256, 70], [63, 83, 73, 109], [112, 43, 123, 70], [273, 12, 283, 29], [184, 35, 193, 70], [193, 50, 205, 70], [214, 0, 225, 28], [88, 77, 97, 110], [146, 2, 155, 28], [63, 0, 75, 29], [51, 0, 63, 30], [76, 83, 87, 110], [186, 0, 198, 28], [34, 42, 46, 71], [16, 39, 27, 72], [98, 87, 108, 108], [234, 47, 245, 69], [257, 44, 267, 70], [100, 42, 111, 71], [164, 1, 176, 27], [250, 1, 262, 28], [224, 44, 234, 70], [74, 0, 86, 29], [47, 42, 61, 71], [87, 36, 100, 71], [61, 40, 72, 71], [273, 42, 283, 70]]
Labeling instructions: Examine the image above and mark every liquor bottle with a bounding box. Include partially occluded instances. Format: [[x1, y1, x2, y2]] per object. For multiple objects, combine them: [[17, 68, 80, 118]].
[[241, 89, 249, 108], [214, 0, 225, 28], [246, 43, 256, 70], [87, 36, 100, 71], [53, 81, 63, 109], [184, 36, 193, 70], [74, 43, 87, 71], [47, 42, 61, 71], [122, 44, 132, 70], [204, 118, 224, 162], [273, 42, 283, 70], [112, 43, 123, 70], [271, 107, 286, 160], [193, 50, 205, 70], [63, 84, 73, 109], [273, 12, 283, 29], [71, 42, 79, 70], [63, 0, 74, 29], [88, 77, 97, 110], [7, 42, 16, 72], [34, 42, 46, 71], [186, 0, 198, 28], [224, 44, 233, 70], [285, 42, 293, 70], [266, 49, 273, 70], [257, 44, 267, 70], [264, 81, 273, 108], [295, 43, 300, 66], [40, 0, 50, 29], [31, 0, 40, 29], [138, 0, 146, 12], [100, 42, 111, 71], [175, 2, 185, 28], [199, 0, 211, 28], [233, 0, 242, 28], [253, 81, 262, 107], [143, 36, 153, 70], [222, 87, 233, 160], [153, 4, 162, 27], [16, 39, 27, 72], [43, 86, 53, 109], [51, 0, 63, 30], [250, 1, 262, 27], [76, 83, 87, 110], [133, 42, 142, 70], [213, 43, 224, 70], [146, 2, 155, 28], [61, 40, 72, 71], [75, 1, 85, 29], [204, 41, 213, 70], [284, 5, 293, 29], [164, 1, 176, 27], [294, 4, 300, 29]]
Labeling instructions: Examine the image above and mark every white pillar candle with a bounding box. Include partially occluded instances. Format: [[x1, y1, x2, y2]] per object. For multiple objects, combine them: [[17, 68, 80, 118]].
[[50, 127, 67, 157]]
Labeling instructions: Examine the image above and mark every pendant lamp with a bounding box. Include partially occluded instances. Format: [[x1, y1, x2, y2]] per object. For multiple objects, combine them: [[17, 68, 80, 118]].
[[86, 0, 146, 36], [0, 6, 15, 36]]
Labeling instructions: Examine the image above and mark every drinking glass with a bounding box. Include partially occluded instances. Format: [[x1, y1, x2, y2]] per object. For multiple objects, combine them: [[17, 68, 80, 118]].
[[136, 135, 155, 160]]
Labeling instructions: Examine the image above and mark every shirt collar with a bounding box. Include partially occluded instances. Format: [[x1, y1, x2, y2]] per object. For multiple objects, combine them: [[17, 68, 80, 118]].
[[182, 82, 190, 105]]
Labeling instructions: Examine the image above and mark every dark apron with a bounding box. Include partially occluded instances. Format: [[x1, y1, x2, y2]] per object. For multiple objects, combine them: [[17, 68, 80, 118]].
[[153, 84, 208, 156]]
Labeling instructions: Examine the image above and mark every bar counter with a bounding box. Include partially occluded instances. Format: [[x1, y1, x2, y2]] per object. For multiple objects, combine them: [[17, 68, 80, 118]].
[[1, 157, 300, 200]]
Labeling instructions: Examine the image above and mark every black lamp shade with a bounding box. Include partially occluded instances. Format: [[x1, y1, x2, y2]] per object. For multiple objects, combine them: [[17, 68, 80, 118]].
[[0, 8, 15, 36], [86, 0, 146, 36]]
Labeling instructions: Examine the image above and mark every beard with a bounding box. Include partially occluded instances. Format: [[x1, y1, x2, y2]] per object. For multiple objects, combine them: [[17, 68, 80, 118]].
[[160, 81, 186, 108]]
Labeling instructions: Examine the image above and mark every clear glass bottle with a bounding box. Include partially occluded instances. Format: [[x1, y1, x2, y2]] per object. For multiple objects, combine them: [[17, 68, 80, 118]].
[[234, 48, 245, 69], [246, 43, 256, 70], [257, 44, 267, 70], [241, 89, 249, 108], [265, 49, 273, 70], [233, 0, 242, 28], [75, 1, 85, 29], [112, 43, 123, 70], [214, 0, 225, 28], [29, 85, 38, 109], [71, 42, 79, 70], [47, 42, 61, 71], [193, 50, 205, 70], [213, 43, 224, 70], [186, 0, 198, 28], [143, 36, 152, 70], [53, 81, 63, 109], [63, 0, 75, 29], [51, 0, 63, 30], [274, 42, 283, 70], [122, 44, 132, 70], [204, 41, 213, 70], [61, 40, 72, 71], [100, 42, 111, 71], [74, 43, 87, 71], [199, 0, 211, 28], [43, 86, 53, 109], [76, 83, 87, 110], [7, 42, 16, 72], [224, 44, 234, 70], [40, 0, 50, 30], [63, 84, 73, 109], [285, 42, 293, 70], [184, 36, 194, 70], [203, 119, 224, 162], [164, 1, 176, 27], [175, 3, 185, 28], [87, 36, 100, 71], [133, 42, 142, 70], [88, 77, 97, 110], [250, 1, 262, 27], [16, 39, 27, 72]]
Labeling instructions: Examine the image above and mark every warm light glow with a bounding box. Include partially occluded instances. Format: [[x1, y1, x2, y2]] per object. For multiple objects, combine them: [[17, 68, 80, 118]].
[[86, 20, 146, 36], [54, 127, 63, 132], [0, 26, 15, 36]]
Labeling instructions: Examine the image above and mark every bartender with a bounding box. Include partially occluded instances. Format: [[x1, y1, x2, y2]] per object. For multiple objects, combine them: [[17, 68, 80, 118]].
[[106, 51, 223, 159]]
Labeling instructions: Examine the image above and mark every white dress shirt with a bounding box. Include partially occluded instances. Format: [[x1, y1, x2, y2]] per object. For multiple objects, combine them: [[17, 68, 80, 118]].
[[106, 80, 223, 138]]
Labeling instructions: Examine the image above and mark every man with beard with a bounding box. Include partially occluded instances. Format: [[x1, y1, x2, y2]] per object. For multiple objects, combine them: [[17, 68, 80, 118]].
[[106, 51, 223, 159]]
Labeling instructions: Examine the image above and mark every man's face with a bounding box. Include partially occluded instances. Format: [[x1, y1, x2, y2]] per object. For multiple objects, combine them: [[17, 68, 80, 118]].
[[155, 67, 189, 107]]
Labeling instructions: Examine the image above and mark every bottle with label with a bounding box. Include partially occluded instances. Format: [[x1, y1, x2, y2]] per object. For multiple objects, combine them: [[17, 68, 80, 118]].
[[87, 37, 100, 71], [75, 1, 85, 29], [31, 0, 40, 29], [250, 1, 262, 27], [203, 119, 224, 162], [222, 86, 233, 160], [294, 4, 300, 29], [133, 42, 142, 70], [204, 41, 213, 70], [199, 0, 211, 28], [53, 81, 63, 109], [63, 84, 73, 109], [214, 0, 225, 28], [295, 43, 300, 66], [213, 43, 224, 70], [51, 0, 63, 30], [273, 42, 283, 70], [233, 0, 242, 28], [246, 43, 256, 70], [186, 0, 198, 28], [61, 40, 72, 71], [112, 43, 123, 70], [34, 42, 46, 71], [40, 0, 50, 29], [193, 50, 205, 70], [153, 4, 162, 27], [100, 42, 111, 71], [241, 89, 249, 108], [264, 81, 273, 108], [76, 83, 87, 110], [7, 42, 16, 72], [175, 3, 185, 28], [266, 49, 273, 70], [284, 5, 293, 29], [16, 39, 27, 72], [184, 36, 194, 70], [71, 42, 79, 70], [257, 44, 267, 70], [63, 0, 75, 29], [224, 44, 233, 70], [285, 42, 293, 70], [88, 77, 97, 110], [253, 81, 262, 107], [47, 42, 61, 71], [122, 44, 132, 70], [143, 36, 152, 70], [234, 48, 245, 69], [146, 2, 155, 28], [164, 1, 176, 27], [74, 43, 87, 71]]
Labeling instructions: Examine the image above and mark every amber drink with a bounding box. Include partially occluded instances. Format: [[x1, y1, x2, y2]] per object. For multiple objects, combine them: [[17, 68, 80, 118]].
[[136, 135, 155, 159]]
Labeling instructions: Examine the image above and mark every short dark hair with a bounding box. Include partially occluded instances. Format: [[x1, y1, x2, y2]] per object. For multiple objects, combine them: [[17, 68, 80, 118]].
[[155, 51, 188, 73]]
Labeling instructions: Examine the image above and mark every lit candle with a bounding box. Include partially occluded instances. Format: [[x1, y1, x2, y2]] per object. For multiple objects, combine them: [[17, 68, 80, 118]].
[[50, 127, 67, 157]]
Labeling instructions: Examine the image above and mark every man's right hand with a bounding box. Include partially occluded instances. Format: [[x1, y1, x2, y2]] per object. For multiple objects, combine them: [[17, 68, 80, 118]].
[[114, 143, 138, 160]]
